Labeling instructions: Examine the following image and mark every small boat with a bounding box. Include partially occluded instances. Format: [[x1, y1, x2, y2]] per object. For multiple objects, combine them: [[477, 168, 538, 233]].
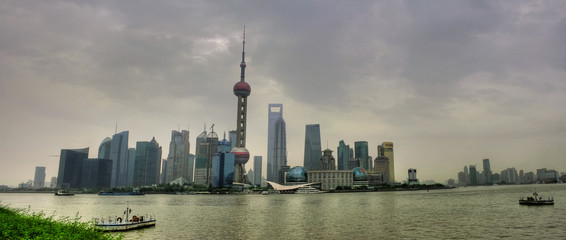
[[54, 190, 74, 196], [519, 192, 554, 206], [95, 203, 156, 232], [98, 188, 145, 196], [295, 186, 326, 194]]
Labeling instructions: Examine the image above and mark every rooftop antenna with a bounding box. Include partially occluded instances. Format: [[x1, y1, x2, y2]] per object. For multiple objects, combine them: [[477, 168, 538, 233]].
[[115, 122, 118, 135]]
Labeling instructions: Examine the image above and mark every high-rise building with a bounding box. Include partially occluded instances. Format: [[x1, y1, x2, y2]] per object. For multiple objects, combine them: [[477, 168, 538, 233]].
[[267, 103, 287, 183], [127, 148, 136, 186], [374, 155, 390, 184], [81, 158, 112, 189], [134, 137, 162, 186], [320, 149, 336, 170], [166, 130, 191, 183], [483, 159, 492, 184], [50, 177, 57, 188], [160, 159, 167, 184], [212, 137, 235, 188], [57, 147, 89, 189], [463, 166, 469, 185], [110, 131, 129, 188], [98, 137, 112, 159], [33, 166, 46, 189], [303, 124, 322, 171], [337, 140, 350, 170], [231, 28, 252, 184], [253, 156, 262, 186], [354, 141, 369, 169], [381, 142, 395, 183], [469, 165, 478, 185], [408, 169, 418, 184]]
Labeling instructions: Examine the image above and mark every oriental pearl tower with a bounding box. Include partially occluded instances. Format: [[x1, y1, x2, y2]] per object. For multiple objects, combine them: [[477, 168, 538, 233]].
[[231, 27, 251, 184]]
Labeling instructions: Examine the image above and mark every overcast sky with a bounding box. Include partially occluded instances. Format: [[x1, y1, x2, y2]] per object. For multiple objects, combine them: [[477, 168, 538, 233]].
[[1, 1, 565, 186]]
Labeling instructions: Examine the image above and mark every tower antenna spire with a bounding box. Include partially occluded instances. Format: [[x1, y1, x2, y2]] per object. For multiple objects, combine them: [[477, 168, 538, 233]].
[[240, 26, 246, 82]]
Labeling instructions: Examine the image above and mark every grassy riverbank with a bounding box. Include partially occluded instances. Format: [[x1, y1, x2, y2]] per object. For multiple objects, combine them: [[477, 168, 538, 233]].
[[0, 204, 120, 240]]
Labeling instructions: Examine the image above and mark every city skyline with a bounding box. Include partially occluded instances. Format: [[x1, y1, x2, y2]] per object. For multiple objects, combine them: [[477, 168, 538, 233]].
[[2, 1, 566, 186]]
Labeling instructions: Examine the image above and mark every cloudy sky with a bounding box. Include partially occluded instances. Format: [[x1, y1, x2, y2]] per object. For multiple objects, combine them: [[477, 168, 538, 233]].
[[1, 1, 565, 186]]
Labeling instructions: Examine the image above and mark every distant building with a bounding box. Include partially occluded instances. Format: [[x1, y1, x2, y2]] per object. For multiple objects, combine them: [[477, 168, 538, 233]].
[[110, 131, 129, 188], [50, 177, 57, 188], [354, 141, 369, 170], [57, 148, 89, 189], [381, 142, 395, 183], [469, 165, 478, 185], [374, 155, 390, 184], [267, 104, 287, 183], [211, 137, 234, 188], [253, 156, 262, 186], [337, 140, 350, 170], [160, 159, 167, 184], [166, 130, 191, 183], [463, 166, 469, 185], [126, 148, 136, 186], [483, 159, 492, 184], [81, 158, 112, 189], [303, 124, 322, 171], [537, 168, 558, 183], [33, 166, 46, 189], [500, 168, 518, 184], [347, 158, 361, 169], [408, 169, 418, 184], [320, 149, 336, 170], [133, 138, 162, 187], [194, 157, 208, 186], [98, 137, 112, 159]]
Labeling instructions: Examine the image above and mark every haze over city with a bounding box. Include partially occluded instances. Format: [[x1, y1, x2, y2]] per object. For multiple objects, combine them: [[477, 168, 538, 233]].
[[1, 1, 566, 186]]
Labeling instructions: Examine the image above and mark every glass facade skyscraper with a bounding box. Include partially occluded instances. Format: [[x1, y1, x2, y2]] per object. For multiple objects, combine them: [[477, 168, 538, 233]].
[[254, 156, 262, 186], [483, 158, 492, 184], [57, 147, 89, 189], [267, 104, 287, 183], [110, 131, 129, 188], [337, 140, 350, 170], [303, 124, 322, 171], [354, 141, 369, 170], [134, 138, 162, 186], [166, 130, 191, 183], [33, 166, 46, 189]]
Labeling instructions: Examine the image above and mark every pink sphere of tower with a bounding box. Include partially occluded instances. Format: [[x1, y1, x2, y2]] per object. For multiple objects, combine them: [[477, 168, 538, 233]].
[[231, 147, 250, 164], [233, 81, 251, 97]]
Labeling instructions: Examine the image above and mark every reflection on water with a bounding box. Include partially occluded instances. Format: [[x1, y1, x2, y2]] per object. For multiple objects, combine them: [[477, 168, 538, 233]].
[[1, 184, 565, 239]]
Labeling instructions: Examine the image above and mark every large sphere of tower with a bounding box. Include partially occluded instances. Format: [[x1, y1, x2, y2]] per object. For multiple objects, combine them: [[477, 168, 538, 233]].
[[231, 147, 250, 164], [233, 81, 251, 97]]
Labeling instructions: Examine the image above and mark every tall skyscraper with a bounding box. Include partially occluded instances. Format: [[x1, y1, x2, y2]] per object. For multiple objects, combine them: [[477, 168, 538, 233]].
[[267, 103, 287, 183], [463, 165, 469, 185], [253, 156, 262, 186], [33, 166, 46, 189], [211, 136, 234, 188], [303, 124, 322, 171], [469, 165, 478, 185], [231, 28, 251, 184], [166, 130, 191, 183], [354, 141, 369, 169], [382, 142, 395, 183], [337, 140, 350, 170], [482, 158, 492, 184], [134, 137, 162, 186], [110, 131, 129, 187], [57, 147, 89, 189], [374, 155, 390, 184], [81, 158, 112, 189], [98, 137, 112, 159], [160, 159, 167, 184], [127, 148, 136, 186]]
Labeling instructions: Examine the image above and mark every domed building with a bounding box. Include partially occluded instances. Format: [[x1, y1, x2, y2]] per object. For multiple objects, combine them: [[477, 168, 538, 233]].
[[353, 167, 368, 181], [286, 166, 307, 183]]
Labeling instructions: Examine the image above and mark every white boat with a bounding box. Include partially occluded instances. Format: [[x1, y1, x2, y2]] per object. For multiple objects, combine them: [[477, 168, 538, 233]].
[[95, 203, 156, 232], [54, 190, 74, 196], [296, 186, 326, 194]]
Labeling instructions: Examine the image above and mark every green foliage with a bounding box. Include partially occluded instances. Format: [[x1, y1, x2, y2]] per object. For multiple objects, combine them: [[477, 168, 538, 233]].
[[0, 204, 121, 240]]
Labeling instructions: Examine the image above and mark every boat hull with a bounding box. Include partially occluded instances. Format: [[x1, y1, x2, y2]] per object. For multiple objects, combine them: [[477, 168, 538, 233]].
[[96, 219, 156, 232], [519, 200, 554, 206]]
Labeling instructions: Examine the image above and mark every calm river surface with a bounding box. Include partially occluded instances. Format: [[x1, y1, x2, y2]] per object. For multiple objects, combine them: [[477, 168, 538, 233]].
[[1, 184, 565, 239]]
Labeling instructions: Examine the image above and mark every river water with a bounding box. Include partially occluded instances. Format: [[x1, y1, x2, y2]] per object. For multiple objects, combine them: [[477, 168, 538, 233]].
[[1, 184, 565, 239]]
